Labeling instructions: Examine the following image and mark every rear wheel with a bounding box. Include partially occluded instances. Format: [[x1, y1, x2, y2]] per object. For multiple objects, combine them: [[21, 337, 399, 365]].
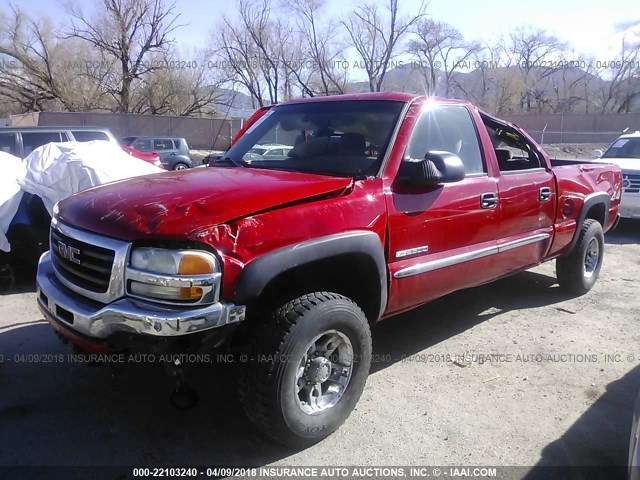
[[238, 292, 371, 447], [173, 163, 189, 170], [556, 219, 604, 295]]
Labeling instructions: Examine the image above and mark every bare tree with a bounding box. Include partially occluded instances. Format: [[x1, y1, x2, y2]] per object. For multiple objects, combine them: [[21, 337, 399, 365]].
[[64, 0, 182, 112], [134, 48, 228, 116], [508, 27, 566, 112], [216, 20, 266, 107], [595, 27, 640, 113], [545, 50, 593, 113], [342, 0, 427, 92], [409, 19, 480, 97], [465, 41, 499, 110], [237, 0, 281, 104], [215, 0, 282, 107], [286, 0, 347, 96], [0, 7, 66, 111], [478, 36, 522, 115]]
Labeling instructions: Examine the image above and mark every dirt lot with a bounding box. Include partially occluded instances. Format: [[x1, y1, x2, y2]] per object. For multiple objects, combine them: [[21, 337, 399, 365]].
[[0, 220, 639, 478]]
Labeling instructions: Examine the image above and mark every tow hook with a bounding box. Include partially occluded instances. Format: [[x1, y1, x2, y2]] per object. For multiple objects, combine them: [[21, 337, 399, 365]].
[[164, 357, 199, 410]]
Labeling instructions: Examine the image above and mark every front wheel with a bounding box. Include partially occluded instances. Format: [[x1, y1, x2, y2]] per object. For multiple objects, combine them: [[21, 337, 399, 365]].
[[238, 292, 372, 447], [556, 219, 604, 295]]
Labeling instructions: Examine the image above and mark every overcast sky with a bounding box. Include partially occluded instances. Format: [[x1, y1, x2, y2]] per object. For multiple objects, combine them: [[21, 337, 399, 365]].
[[6, 0, 640, 60]]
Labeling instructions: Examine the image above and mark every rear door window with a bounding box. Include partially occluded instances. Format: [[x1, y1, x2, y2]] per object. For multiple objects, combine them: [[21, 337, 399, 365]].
[[72, 131, 110, 142], [0, 133, 17, 155], [21, 132, 63, 156], [154, 139, 174, 150], [131, 138, 152, 152]]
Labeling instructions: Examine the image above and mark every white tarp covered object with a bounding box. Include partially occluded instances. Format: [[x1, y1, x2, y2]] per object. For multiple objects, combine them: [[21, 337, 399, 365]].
[[0, 140, 163, 252], [0, 152, 25, 252], [18, 140, 163, 215]]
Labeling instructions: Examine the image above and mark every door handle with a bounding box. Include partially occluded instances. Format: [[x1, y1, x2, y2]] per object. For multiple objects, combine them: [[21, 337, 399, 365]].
[[539, 187, 552, 202], [480, 192, 498, 209]]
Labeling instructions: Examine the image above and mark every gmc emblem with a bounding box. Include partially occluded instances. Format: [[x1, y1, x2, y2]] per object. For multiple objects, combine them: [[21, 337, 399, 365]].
[[57, 241, 81, 265]]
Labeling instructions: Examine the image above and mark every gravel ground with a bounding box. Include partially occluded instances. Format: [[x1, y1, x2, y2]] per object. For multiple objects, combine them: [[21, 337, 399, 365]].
[[0, 221, 639, 478], [541, 143, 610, 160]]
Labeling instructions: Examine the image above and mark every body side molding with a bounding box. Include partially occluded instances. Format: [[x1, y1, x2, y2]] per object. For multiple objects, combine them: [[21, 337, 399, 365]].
[[394, 233, 550, 278]]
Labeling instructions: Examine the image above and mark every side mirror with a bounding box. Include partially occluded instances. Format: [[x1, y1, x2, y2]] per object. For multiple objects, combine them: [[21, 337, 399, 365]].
[[590, 149, 603, 159], [398, 151, 466, 186]]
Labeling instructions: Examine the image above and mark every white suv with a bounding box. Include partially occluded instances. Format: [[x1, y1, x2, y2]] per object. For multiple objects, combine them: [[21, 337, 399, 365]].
[[599, 131, 640, 219]]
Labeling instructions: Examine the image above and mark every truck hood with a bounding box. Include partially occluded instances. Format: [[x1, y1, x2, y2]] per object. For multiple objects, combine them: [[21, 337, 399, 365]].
[[599, 157, 640, 172], [57, 167, 352, 241]]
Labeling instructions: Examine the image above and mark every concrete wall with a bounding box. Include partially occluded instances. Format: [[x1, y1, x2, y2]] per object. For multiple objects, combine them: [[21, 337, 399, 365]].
[[9, 112, 244, 150]]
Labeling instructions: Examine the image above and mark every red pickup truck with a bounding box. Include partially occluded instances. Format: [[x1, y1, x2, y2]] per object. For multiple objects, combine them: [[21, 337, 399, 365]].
[[36, 93, 622, 447]]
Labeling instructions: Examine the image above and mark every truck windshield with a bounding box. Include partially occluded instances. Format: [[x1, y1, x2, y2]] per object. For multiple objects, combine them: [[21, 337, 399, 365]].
[[603, 138, 640, 159], [223, 100, 405, 177]]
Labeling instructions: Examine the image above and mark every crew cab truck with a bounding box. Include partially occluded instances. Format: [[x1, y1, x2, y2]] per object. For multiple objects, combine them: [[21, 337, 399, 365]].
[[36, 93, 622, 447]]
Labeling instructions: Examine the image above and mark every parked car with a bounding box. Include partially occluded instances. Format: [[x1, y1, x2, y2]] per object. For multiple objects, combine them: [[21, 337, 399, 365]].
[[121, 145, 165, 169], [121, 136, 193, 170], [36, 93, 621, 447], [242, 143, 293, 163], [0, 126, 118, 158], [592, 131, 640, 219]]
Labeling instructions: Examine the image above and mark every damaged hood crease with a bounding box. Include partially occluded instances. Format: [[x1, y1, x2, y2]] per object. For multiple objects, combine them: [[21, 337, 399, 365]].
[[57, 168, 353, 240]]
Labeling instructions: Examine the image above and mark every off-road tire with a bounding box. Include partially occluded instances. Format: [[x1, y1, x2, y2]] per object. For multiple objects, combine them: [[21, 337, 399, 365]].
[[556, 219, 604, 295], [237, 292, 372, 447]]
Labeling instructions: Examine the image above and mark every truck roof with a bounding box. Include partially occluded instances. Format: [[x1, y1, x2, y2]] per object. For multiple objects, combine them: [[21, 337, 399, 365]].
[[278, 92, 470, 106]]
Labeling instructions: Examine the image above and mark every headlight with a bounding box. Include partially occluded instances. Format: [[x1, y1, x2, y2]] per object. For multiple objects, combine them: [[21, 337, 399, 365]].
[[127, 248, 220, 304]]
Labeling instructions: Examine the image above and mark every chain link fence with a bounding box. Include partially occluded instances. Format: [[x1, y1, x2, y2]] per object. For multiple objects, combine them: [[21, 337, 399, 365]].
[[501, 113, 640, 144]]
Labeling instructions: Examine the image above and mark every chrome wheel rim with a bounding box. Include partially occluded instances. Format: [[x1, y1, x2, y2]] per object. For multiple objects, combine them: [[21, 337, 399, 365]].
[[295, 330, 353, 415], [174, 164, 188, 170], [583, 237, 600, 278]]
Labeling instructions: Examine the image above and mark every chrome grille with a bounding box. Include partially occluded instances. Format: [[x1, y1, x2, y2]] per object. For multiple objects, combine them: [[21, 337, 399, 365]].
[[51, 227, 115, 293], [623, 173, 640, 194]]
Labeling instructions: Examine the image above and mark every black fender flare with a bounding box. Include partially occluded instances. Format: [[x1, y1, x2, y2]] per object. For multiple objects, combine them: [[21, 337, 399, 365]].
[[234, 230, 388, 320], [565, 192, 610, 254]]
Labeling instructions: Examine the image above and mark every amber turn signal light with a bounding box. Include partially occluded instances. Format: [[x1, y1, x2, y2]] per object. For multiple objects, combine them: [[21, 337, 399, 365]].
[[178, 255, 214, 275]]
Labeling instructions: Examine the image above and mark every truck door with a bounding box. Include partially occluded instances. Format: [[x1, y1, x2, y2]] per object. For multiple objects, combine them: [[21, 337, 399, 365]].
[[489, 124, 555, 274], [385, 104, 503, 315]]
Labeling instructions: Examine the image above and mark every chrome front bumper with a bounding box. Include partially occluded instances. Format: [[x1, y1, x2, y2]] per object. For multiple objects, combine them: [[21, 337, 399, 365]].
[[37, 252, 246, 341], [620, 194, 640, 219]]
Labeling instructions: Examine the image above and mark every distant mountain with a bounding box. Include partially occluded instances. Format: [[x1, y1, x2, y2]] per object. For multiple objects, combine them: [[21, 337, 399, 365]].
[[212, 88, 255, 118], [216, 65, 636, 117]]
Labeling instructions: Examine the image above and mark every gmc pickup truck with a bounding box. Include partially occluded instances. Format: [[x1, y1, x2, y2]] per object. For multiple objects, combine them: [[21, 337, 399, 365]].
[[36, 93, 622, 447]]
